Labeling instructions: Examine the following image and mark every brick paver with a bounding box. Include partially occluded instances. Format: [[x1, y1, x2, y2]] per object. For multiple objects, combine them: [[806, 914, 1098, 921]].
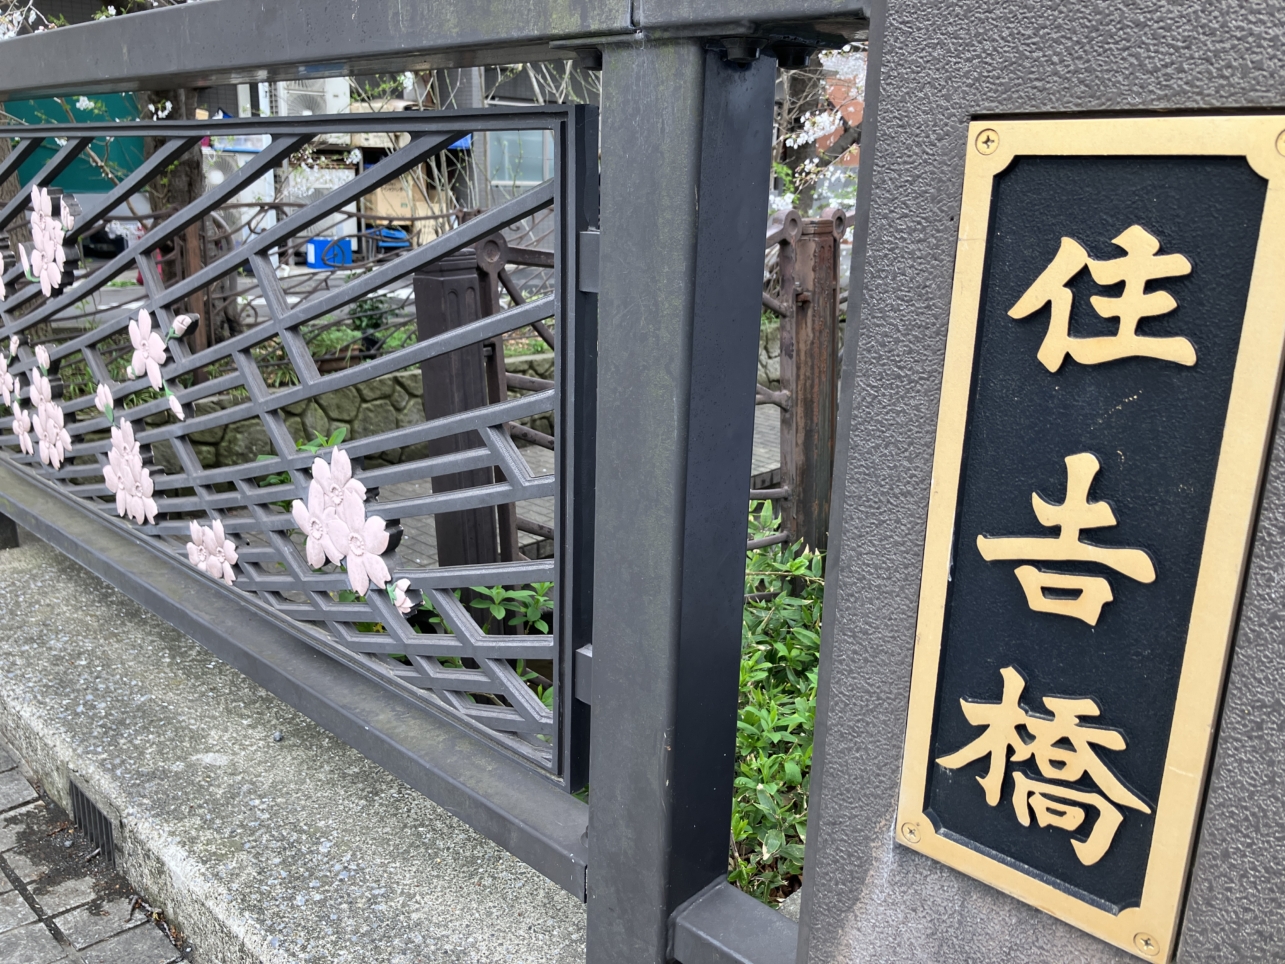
[[0, 921, 64, 964], [80, 923, 180, 964], [0, 747, 184, 964]]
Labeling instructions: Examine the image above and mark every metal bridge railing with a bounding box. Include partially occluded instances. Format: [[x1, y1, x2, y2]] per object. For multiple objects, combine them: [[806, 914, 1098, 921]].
[[0, 108, 595, 774]]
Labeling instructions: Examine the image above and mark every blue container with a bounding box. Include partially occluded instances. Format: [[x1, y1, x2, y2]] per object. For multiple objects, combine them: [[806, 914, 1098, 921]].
[[365, 227, 411, 251], [306, 237, 353, 269]]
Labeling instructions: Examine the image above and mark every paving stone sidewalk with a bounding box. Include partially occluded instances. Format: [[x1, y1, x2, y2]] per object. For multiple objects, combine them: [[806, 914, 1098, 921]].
[[0, 750, 185, 964]]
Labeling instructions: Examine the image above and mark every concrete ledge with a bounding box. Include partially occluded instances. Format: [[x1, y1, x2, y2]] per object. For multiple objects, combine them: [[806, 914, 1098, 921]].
[[0, 539, 586, 964]]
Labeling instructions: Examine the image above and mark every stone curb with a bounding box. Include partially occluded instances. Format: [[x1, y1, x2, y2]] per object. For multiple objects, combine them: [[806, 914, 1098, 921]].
[[0, 538, 586, 964]]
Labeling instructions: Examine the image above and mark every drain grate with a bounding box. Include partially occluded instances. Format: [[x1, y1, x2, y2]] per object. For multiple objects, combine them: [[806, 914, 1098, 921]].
[[68, 780, 115, 868]]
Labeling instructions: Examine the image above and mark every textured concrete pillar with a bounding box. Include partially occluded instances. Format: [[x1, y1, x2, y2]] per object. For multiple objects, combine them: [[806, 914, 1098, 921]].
[[803, 3, 1285, 962]]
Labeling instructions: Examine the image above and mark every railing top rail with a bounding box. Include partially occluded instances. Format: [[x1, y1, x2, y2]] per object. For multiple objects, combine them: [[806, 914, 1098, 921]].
[[0, 0, 867, 102], [637, 0, 867, 30], [0, 0, 628, 100], [0, 107, 575, 139]]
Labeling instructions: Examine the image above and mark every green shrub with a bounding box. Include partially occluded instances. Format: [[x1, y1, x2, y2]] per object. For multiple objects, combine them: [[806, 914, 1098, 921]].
[[730, 501, 823, 906], [308, 324, 362, 357]]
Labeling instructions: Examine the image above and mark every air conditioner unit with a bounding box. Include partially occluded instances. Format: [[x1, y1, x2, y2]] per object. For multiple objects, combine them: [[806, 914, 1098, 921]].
[[279, 161, 357, 245], [274, 78, 350, 145], [201, 147, 278, 250]]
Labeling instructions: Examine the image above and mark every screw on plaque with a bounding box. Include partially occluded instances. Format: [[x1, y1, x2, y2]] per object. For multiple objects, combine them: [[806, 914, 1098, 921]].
[[975, 129, 1000, 155], [1133, 933, 1159, 957], [900, 822, 920, 844]]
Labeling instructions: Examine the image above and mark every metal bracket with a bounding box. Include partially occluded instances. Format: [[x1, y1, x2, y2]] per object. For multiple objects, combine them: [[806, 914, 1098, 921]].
[[574, 644, 594, 703], [578, 229, 601, 293], [670, 880, 799, 964]]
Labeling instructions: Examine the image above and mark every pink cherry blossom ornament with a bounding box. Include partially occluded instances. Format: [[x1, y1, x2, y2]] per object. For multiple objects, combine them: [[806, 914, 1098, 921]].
[[326, 491, 390, 596], [128, 309, 167, 390]]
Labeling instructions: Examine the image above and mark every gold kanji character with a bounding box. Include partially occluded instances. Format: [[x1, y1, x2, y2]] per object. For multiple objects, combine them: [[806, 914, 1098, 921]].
[[1009, 224, 1196, 372], [936, 666, 1150, 866], [977, 452, 1155, 625], [1010, 773, 1124, 866]]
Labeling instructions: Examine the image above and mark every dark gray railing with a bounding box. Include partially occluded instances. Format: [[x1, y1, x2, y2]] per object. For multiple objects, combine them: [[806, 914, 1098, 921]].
[[0, 3, 870, 962], [0, 108, 594, 773]]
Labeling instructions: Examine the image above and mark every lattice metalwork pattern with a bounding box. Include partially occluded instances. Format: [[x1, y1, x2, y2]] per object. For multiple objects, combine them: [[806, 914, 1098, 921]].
[[0, 108, 592, 771]]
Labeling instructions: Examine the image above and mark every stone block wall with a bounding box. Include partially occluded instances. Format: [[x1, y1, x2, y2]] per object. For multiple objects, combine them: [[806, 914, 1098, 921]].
[[756, 316, 843, 392], [503, 352, 556, 438], [759, 320, 782, 390], [151, 355, 557, 473]]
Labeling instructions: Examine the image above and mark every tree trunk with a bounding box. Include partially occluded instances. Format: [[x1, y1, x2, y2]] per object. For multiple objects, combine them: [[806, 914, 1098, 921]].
[[0, 137, 32, 252], [140, 90, 210, 344]]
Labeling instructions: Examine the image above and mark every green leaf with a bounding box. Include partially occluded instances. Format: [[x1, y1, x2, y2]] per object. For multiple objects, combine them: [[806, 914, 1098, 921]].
[[762, 830, 785, 856]]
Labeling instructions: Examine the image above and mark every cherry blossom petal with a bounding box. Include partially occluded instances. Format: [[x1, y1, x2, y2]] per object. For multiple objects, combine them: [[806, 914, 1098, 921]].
[[204, 557, 224, 581], [325, 509, 351, 561], [311, 457, 337, 508], [291, 499, 329, 569], [331, 447, 352, 485], [305, 536, 327, 569], [363, 553, 390, 593], [346, 553, 371, 596], [333, 447, 366, 501], [362, 514, 389, 557], [146, 330, 166, 363], [34, 345, 49, 370], [339, 489, 366, 535]]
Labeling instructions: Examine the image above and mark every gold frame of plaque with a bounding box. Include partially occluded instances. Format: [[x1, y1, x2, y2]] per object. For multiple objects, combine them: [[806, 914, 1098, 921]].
[[896, 116, 1285, 962]]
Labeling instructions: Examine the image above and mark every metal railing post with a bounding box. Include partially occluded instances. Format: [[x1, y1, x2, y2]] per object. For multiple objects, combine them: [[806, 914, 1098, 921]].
[[588, 40, 777, 964], [0, 514, 18, 550]]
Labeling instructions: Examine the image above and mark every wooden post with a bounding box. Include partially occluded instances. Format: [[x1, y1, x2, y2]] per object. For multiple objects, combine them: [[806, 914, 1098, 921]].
[[780, 217, 841, 552], [181, 222, 210, 382], [413, 251, 501, 568]]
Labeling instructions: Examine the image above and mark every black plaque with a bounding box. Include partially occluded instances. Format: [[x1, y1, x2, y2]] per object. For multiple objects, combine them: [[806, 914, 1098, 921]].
[[928, 154, 1265, 911], [897, 116, 1285, 961]]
